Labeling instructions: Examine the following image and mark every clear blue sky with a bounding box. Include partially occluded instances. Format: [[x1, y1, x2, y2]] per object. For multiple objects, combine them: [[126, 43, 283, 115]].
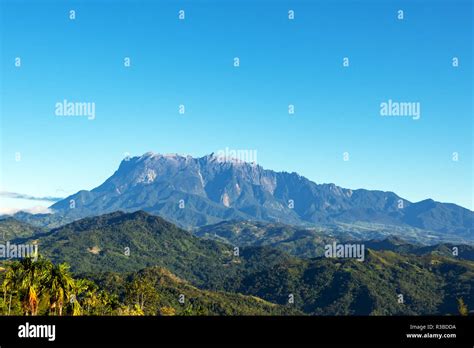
[[0, 0, 472, 213]]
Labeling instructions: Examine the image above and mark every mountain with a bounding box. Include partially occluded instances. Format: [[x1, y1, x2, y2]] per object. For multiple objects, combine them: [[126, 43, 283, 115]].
[[11, 211, 474, 315], [48, 152, 473, 242], [2, 211, 72, 229], [364, 237, 474, 262], [15, 210, 293, 291], [89, 266, 301, 316], [225, 248, 474, 315], [195, 220, 338, 258], [19, 210, 242, 288], [196, 220, 474, 259], [0, 217, 45, 240]]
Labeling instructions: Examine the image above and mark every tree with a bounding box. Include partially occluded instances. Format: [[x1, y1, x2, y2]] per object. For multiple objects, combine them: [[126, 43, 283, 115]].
[[0, 257, 118, 316], [457, 297, 469, 316], [16, 257, 49, 315], [2, 262, 21, 315], [74, 279, 98, 315], [45, 263, 75, 316], [181, 303, 207, 316], [125, 277, 159, 315], [118, 304, 144, 316], [159, 306, 176, 316]]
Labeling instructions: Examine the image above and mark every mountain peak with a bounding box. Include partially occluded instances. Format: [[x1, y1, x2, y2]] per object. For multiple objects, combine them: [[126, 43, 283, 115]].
[[140, 152, 186, 160], [50, 151, 473, 238], [132, 151, 260, 166]]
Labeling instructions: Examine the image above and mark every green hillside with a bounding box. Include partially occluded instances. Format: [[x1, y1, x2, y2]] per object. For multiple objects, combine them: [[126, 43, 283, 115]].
[[226, 249, 474, 315], [0, 217, 44, 240], [4, 211, 473, 316], [0, 258, 297, 316]]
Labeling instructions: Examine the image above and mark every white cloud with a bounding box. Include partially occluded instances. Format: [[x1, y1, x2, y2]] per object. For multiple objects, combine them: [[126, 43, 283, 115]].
[[0, 205, 53, 215]]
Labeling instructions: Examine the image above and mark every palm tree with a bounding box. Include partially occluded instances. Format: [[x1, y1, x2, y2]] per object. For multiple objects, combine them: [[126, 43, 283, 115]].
[[70, 278, 95, 316], [44, 263, 75, 316], [2, 262, 21, 315], [17, 257, 49, 315], [75, 279, 102, 315]]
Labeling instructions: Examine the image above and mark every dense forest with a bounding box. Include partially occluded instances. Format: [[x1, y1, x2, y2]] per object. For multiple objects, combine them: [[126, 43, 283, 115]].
[[0, 211, 473, 316], [0, 256, 298, 316]]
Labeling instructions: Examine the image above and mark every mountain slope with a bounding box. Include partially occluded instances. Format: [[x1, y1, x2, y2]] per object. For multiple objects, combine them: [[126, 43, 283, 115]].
[[90, 266, 301, 315], [48, 152, 473, 241], [11, 211, 474, 315], [195, 220, 338, 258], [226, 249, 474, 315], [0, 217, 45, 240], [21, 211, 241, 288], [196, 221, 474, 259]]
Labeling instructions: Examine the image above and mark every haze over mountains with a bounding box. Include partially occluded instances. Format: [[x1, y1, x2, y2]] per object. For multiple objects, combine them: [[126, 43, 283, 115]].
[[48, 152, 473, 243]]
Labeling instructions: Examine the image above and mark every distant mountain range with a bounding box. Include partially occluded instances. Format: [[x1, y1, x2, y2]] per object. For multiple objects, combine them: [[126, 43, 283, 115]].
[[195, 220, 474, 258], [2, 152, 472, 315], [8, 211, 474, 315], [47, 152, 472, 242]]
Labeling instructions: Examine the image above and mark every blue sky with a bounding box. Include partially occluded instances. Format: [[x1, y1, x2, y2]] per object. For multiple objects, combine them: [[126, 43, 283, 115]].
[[0, 0, 472, 213]]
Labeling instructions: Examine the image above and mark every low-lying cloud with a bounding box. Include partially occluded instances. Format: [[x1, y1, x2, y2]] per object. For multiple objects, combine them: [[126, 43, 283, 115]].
[[0, 191, 63, 202]]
